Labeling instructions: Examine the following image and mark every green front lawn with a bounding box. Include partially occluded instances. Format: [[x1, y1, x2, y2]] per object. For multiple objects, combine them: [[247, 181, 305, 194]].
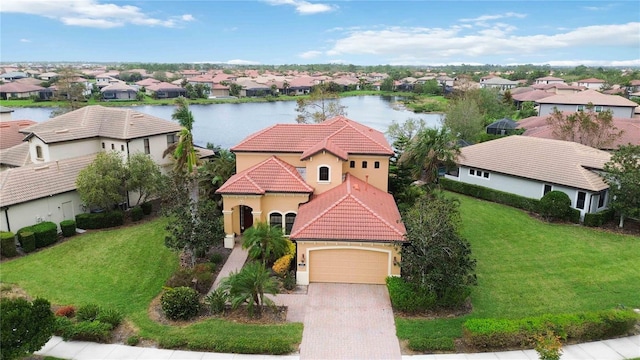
[[0, 218, 302, 354], [396, 193, 640, 348]]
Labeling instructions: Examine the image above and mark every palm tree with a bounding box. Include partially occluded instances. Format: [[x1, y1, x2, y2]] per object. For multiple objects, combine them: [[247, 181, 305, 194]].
[[163, 97, 199, 177], [172, 96, 194, 130], [400, 127, 460, 185], [242, 222, 288, 266], [198, 148, 236, 203], [221, 262, 278, 318]]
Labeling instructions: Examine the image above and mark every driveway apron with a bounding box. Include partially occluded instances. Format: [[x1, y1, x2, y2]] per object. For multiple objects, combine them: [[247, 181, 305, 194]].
[[299, 283, 402, 360]]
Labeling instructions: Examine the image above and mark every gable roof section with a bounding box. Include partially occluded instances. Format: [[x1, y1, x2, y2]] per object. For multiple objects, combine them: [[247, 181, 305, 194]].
[[457, 136, 611, 191], [216, 156, 313, 195], [0, 142, 30, 167], [290, 174, 406, 242], [0, 120, 36, 149], [536, 89, 637, 107], [20, 105, 181, 144], [0, 154, 96, 207], [232, 115, 393, 158]]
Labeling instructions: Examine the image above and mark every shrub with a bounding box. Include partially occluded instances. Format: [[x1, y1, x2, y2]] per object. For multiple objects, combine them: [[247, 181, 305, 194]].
[[205, 288, 227, 315], [535, 332, 563, 360], [131, 206, 144, 222], [55, 305, 76, 318], [462, 309, 639, 350], [386, 276, 436, 313], [193, 271, 214, 294], [96, 308, 124, 328], [58, 320, 112, 342], [408, 337, 456, 352], [60, 220, 77, 237], [141, 202, 153, 215], [282, 271, 297, 291], [76, 304, 101, 322], [440, 178, 540, 213], [209, 252, 224, 265], [0, 231, 17, 257], [272, 254, 293, 276], [285, 239, 296, 256], [161, 286, 200, 321], [17, 231, 35, 253], [166, 268, 195, 289], [1, 297, 55, 360], [584, 209, 614, 227], [21, 221, 58, 249], [127, 335, 140, 346], [75, 210, 124, 229], [538, 191, 572, 221], [568, 208, 581, 224]]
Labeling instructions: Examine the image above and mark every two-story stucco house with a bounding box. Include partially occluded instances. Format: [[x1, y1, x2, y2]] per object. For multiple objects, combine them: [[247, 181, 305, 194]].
[[0, 106, 183, 233], [445, 136, 612, 221], [536, 89, 638, 118], [216, 116, 406, 285]]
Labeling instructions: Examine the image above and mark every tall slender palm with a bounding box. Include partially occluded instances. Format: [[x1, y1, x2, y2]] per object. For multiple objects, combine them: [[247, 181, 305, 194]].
[[400, 127, 460, 185], [163, 97, 199, 177]]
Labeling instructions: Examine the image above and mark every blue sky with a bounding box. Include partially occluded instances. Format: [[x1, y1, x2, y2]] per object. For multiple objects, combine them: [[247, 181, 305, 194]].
[[1, 0, 639, 66]]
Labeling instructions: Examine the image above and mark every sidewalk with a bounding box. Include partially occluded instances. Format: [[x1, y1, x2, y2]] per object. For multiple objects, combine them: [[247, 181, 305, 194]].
[[208, 240, 248, 293], [36, 335, 640, 360]]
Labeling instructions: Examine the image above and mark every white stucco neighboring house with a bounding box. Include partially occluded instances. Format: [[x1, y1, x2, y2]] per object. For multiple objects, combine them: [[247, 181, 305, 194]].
[[479, 76, 519, 91], [536, 89, 638, 118], [576, 78, 606, 90], [444, 136, 612, 220]]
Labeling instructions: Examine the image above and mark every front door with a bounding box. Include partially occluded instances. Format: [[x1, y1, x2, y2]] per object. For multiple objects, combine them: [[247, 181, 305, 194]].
[[240, 205, 253, 233], [62, 201, 74, 221]]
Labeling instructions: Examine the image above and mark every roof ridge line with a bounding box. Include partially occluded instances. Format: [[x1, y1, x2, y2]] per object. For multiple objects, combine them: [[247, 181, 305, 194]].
[[348, 192, 405, 236], [291, 192, 351, 237], [231, 123, 280, 150], [272, 156, 314, 191], [340, 120, 392, 153]]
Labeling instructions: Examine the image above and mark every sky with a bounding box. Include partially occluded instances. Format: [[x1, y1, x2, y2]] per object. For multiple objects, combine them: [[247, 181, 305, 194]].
[[1, 0, 639, 66]]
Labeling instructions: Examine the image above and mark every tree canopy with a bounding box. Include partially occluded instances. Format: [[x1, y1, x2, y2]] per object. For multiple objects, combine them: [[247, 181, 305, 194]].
[[295, 85, 347, 123], [604, 144, 640, 228], [76, 151, 127, 210], [127, 152, 165, 206], [546, 106, 623, 149], [399, 126, 459, 185], [1, 297, 55, 360]]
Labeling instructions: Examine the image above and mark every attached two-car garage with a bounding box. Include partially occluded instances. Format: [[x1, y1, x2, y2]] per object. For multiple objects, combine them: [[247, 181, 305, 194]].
[[294, 242, 402, 285]]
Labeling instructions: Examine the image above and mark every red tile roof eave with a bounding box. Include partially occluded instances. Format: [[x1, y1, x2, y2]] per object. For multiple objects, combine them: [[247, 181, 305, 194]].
[[300, 148, 348, 161], [291, 237, 406, 243], [217, 189, 313, 195]]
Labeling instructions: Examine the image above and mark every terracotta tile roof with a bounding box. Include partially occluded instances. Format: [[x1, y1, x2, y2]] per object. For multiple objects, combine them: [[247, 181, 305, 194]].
[[0, 154, 96, 207], [145, 82, 184, 92], [578, 78, 605, 83], [0, 142, 30, 167], [216, 156, 313, 195], [457, 136, 611, 191], [0, 82, 44, 93], [536, 89, 637, 107], [20, 105, 181, 144], [520, 117, 640, 150], [0, 120, 36, 149], [100, 83, 136, 92], [290, 174, 405, 242], [512, 89, 554, 102], [232, 115, 393, 158]]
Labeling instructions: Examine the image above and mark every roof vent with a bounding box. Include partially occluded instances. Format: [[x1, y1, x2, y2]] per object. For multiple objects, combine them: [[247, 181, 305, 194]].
[[34, 165, 50, 171], [54, 129, 69, 133], [132, 113, 144, 118]]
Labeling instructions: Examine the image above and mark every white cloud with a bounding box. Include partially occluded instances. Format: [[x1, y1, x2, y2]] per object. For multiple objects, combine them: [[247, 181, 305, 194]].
[[0, 0, 194, 28], [263, 0, 336, 15], [459, 12, 526, 23], [322, 22, 640, 64], [299, 50, 322, 59], [529, 59, 640, 67], [20, 38, 31, 43], [226, 59, 261, 65]]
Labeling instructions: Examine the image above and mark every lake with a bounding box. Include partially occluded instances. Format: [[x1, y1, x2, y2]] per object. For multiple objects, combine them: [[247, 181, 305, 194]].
[[11, 96, 442, 149]]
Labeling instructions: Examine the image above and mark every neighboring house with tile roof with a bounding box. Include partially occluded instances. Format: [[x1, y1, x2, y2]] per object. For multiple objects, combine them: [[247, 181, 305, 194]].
[[216, 116, 405, 285], [0, 82, 45, 100], [0, 119, 37, 149], [534, 76, 565, 85], [577, 77, 606, 90], [144, 82, 186, 99], [100, 83, 138, 101], [445, 136, 612, 220], [0, 154, 96, 233], [479, 76, 519, 91], [0, 142, 31, 171], [536, 90, 638, 118]]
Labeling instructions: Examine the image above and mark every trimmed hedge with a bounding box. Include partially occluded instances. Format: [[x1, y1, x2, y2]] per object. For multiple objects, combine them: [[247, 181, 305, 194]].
[[462, 309, 639, 350], [538, 191, 572, 221], [386, 276, 436, 313], [0, 231, 17, 257], [408, 337, 456, 352], [441, 178, 581, 224], [18, 222, 58, 249], [60, 220, 77, 237], [18, 231, 35, 253], [440, 178, 540, 212], [131, 206, 144, 222], [584, 209, 615, 227], [75, 211, 124, 230]]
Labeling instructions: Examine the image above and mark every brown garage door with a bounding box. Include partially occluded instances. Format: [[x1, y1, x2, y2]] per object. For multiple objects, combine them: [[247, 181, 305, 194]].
[[309, 248, 389, 284]]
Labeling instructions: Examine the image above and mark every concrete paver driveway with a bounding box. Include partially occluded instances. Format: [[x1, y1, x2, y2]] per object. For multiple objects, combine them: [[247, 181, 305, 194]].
[[299, 283, 402, 360]]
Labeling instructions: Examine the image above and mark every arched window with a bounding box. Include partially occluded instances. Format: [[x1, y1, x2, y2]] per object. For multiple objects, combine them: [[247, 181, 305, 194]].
[[318, 165, 330, 182], [35, 145, 43, 159], [269, 212, 283, 229], [285, 212, 296, 235]]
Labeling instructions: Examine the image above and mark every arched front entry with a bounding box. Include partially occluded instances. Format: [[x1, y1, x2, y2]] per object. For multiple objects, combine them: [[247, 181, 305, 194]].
[[239, 205, 253, 233]]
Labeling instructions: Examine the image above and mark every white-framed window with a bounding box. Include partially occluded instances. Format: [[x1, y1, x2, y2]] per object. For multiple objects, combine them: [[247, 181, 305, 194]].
[[318, 165, 330, 182], [577, 105, 585, 111], [285, 212, 296, 235], [269, 212, 283, 230], [576, 191, 586, 210], [594, 106, 604, 112], [469, 168, 489, 179], [35, 145, 43, 159], [362, 161, 368, 169], [349, 160, 355, 168], [144, 138, 150, 154], [269, 211, 296, 235], [543, 184, 552, 196], [167, 134, 177, 145], [374, 161, 380, 169], [597, 190, 607, 208]]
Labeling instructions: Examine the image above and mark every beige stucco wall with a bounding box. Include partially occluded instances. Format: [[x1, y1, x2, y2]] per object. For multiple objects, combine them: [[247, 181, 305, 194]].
[[221, 193, 309, 236], [294, 241, 402, 285], [341, 154, 390, 192], [0, 191, 85, 233], [235, 152, 305, 172], [304, 151, 344, 194]]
